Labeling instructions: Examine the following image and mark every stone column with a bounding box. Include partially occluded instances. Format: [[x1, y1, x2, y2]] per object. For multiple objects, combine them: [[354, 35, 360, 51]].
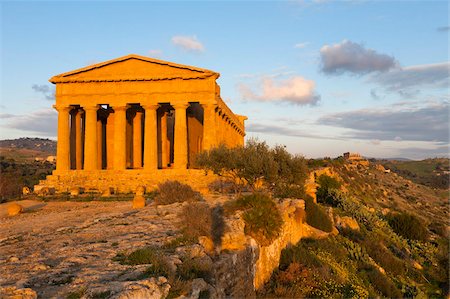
[[113, 105, 127, 170], [201, 103, 217, 151], [55, 105, 71, 172], [84, 105, 99, 171], [143, 104, 159, 171], [133, 111, 143, 168], [173, 103, 189, 169], [75, 109, 83, 170]]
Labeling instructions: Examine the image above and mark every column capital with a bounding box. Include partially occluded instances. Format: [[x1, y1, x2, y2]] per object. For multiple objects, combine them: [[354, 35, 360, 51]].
[[112, 104, 128, 111], [84, 105, 99, 111], [53, 105, 71, 112], [200, 103, 218, 109], [172, 103, 190, 110], [142, 104, 160, 111]]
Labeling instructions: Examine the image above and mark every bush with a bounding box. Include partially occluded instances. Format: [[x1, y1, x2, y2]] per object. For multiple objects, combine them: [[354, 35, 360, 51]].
[[304, 196, 333, 232], [196, 139, 307, 194], [316, 174, 341, 206], [228, 193, 283, 246], [362, 239, 406, 276], [113, 247, 172, 277], [178, 202, 212, 240], [154, 181, 202, 205], [273, 184, 306, 199], [386, 212, 429, 241], [176, 257, 212, 281], [365, 266, 402, 298]]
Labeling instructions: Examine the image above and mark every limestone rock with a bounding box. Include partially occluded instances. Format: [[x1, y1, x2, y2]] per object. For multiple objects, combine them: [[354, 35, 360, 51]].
[[132, 195, 146, 209], [198, 236, 215, 254], [8, 203, 23, 216], [22, 187, 31, 195], [112, 278, 170, 299], [0, 286, 37, 299], [189, 278, 209, 299], [335, 216, 360, 231], [8, 256, 19, 262]]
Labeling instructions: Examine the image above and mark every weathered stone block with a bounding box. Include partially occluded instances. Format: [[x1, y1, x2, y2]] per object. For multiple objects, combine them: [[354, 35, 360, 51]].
[[7, 203, 23, 216], [132, 195, 146, 209]]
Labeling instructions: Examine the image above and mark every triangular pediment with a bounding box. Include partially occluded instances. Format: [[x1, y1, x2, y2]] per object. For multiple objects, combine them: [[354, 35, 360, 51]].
[[50, 54, 218, 83]]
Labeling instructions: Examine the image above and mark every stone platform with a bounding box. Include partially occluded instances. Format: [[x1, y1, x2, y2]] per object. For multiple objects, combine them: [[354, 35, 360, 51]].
[[34, 169, 217, 194]]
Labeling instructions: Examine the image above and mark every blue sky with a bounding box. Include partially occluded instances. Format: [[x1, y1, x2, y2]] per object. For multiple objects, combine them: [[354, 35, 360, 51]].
[[1, 0, 449, 159]]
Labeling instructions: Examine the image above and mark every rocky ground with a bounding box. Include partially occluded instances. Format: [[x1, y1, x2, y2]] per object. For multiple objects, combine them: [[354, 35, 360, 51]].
[[0, 199, 191, 298]]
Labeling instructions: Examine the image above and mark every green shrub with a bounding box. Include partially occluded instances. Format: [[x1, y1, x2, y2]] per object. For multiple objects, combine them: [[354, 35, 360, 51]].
[[228, 193, 283, 246], [272, 184, 306, 199], [316, 174, 341, 206], [113, 247, 172, 277], [386, 212, 429, 241], [154, 180, 202, 205], [196, 139, 307, 193], [362, 239, 406, 276], [365, 266, 402, 298], [304, 196, 333, 232], [178, 202, 212, 240], [279, 242, 323, 270], [176, 257, 212, 281]]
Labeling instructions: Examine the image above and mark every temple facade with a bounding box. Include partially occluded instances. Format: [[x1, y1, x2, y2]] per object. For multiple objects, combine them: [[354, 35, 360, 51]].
[[35, 54, 246, 194]]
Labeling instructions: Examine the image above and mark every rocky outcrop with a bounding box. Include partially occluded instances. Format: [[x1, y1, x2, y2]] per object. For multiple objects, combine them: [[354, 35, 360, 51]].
[[208, 198, 309, 292], [112, 277, 170, 299], [0, 286, 37, 299]]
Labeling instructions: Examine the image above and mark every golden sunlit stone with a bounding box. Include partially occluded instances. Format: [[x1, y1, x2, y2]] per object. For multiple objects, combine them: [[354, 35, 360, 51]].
[[35, 54, 247, 194], [7, 203, 23, 216]]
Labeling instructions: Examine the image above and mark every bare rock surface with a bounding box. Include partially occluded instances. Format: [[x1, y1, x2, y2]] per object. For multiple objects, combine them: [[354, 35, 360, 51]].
[[0, 199, 183, 298]]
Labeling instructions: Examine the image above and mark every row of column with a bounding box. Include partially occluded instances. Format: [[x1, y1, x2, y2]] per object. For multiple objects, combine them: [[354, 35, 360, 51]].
[[55, 102, 217, 172]]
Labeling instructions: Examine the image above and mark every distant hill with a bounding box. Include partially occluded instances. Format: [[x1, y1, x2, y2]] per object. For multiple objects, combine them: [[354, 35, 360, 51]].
[[379, 158, 449, 189], [0, 138, 56, 162], [0, 137, 56, 153]]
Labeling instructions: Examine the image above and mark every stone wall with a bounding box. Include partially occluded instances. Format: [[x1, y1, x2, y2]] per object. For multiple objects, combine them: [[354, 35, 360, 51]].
[[34, 169, 218, 195]]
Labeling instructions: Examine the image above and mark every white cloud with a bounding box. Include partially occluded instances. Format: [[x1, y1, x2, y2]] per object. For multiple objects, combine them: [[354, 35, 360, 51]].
[[320, 40, 397, 75], [171, 35, 204, 52], [238, 76, 320, 105], [294, 42, 310, 49], [148, 49, 163, 57]]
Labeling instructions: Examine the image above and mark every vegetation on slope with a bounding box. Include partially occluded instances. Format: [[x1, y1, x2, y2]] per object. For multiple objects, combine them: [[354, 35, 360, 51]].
[[0, 156, 54, 202], [380, 158, 449, 189], [260, 166, 449, 298]]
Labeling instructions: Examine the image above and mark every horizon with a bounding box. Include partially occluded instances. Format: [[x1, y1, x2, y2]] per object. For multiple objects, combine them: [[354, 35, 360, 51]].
[[1, 1, 449, 160]]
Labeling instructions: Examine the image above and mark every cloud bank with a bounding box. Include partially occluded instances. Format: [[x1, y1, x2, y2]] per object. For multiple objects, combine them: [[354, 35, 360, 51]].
[[320, 40, 397, 75], [318, 102, 449, 143], [171, 35, 204, 52], [3, 109, 57, 137], [238, 76, 320, 105], [32, 84, 55, 101], [371, 62, 450, 92]]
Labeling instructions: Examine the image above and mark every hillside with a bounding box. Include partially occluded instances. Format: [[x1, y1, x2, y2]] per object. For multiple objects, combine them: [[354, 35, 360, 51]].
[[0, 138, 56, 163], [379, 158, 449, 190], [260, 159, 449, 298]]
